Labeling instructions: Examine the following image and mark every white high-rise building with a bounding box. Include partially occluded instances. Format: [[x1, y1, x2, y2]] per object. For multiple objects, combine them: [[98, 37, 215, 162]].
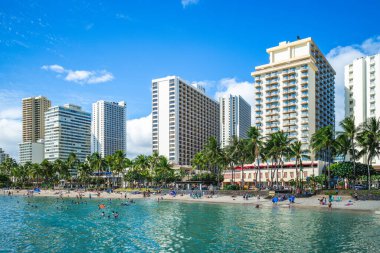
[[219, 95, 251, 148], [91, 100, 127, 157], [152, 76, 219, 166], [0, 148, 9, 164], [345, 53, 380, 168], [44, 104, 91, 162], [19, 140, 44, 165], [252, 38, 335, 158]]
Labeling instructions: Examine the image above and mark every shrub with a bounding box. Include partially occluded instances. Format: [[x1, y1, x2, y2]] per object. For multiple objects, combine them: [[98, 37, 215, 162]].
[[224, 184, 240, 190]]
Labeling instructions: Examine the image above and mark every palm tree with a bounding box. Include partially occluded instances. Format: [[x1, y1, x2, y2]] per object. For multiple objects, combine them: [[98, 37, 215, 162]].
[[40, 159, 54, 187], [0, 157, 17, 176], [29, 163, 43, 187], [88, 152, 107, 189], [154, 156, 174, 187], [247, 127, 263, 188], [357, 117, 380, 190], [259, 146, 270, 189], [66, 153, 79, 187], [290, 141, 310, 189], [337, 116, 359, 182], [133, 154, 150, 188], [266, 131, 290, 188], [230, 136, 250, 189], [311, 125, 335, 189], [53, 159, 70, 188], [77, 162, 93, 188], [108, 150, 127, 188], [204, 137, 222, 187]]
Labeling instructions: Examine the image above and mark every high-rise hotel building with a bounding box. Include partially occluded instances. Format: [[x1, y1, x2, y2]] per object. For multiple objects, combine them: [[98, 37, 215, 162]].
[[20, 96, 51, 164], [152, 76, 219, 166], [252, 38, 335, 156], [22, 96, 51, 142], [345, 53, 380, 168], [44, 104, 91, 162], [219, 95, 251, 148], [91, 100, 127, 157]]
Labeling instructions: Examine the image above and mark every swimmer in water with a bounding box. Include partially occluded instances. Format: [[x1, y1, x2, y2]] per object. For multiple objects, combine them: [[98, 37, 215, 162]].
[[101, 212, 105, 217], [114, 212, 119, 219]]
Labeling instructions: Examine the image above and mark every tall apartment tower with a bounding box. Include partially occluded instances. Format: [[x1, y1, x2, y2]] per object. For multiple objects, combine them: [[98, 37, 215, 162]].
[[44, 104, 91, 162], [219, 95, 251, 148], [91, 100, 127, 157], [152, 76, 219, 166], [22, 96, 51, 142], [345, 53, 380, 168], [252, 38, 335, 157]]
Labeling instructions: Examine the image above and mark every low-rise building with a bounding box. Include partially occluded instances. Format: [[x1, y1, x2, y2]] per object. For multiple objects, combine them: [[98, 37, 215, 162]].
[[222, 161, 324, 188], [19, 140, 44, 165]]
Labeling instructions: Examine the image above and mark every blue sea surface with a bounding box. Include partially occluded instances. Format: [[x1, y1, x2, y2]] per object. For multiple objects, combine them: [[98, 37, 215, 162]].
[[0, 196, 379, 253]]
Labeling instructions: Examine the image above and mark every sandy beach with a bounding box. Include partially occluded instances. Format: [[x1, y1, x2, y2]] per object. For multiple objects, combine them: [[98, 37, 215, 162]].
[[4, 189, 380, 213]]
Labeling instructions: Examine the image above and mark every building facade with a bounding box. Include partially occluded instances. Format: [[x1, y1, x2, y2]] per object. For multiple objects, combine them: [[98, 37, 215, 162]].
[[251, 38, 335, 158], [219, 95, 251, 148], [152, 76, 219, 166], [222, 161, 325, 188], [44, 104, 91, 162], [22, 96, 51, 142], [19, 141, 44, 165], [91, 100, 127, 157], [345, 53, 380, 167], [0, 148, 9, 164]]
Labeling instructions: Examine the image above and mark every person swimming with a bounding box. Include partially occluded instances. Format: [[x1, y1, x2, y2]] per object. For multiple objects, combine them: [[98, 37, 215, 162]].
[[114, 212, 119, 219], [101, 211, 105, 217]]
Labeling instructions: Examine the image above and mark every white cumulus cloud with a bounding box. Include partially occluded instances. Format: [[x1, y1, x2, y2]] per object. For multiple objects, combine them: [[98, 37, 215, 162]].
[[181, 0, 199, 8], [127, 114, 152, 158], [326, 36, 380, 126], [42, 64, 114, 84]]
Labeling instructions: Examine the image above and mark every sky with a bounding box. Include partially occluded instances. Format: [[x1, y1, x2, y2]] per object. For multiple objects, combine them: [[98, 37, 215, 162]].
[[1, 0, 380, 160]]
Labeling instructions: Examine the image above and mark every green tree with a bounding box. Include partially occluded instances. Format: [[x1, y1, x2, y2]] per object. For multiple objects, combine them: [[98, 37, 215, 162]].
[[203, 136, 222, 187], [357, 117, 380, 190], [311, 125, 335, 189], [247, 126, 263, 187], [290, 140, 310, 189], [337, 116, 359, 180]]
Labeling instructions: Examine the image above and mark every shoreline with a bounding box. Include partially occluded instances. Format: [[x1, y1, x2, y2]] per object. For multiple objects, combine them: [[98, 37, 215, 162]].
[[3, 189, 380, 214]]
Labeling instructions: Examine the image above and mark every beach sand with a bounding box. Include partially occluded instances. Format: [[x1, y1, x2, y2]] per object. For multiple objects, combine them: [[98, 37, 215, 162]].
[[4, 189, 380, 213]]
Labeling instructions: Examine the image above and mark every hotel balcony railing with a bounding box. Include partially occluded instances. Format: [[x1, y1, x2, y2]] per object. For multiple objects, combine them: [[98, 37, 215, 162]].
[[283, 114, 297, 120]]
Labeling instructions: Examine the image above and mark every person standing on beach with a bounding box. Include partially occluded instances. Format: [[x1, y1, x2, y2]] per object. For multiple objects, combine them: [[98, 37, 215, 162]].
[[328, 201, 332, 211]]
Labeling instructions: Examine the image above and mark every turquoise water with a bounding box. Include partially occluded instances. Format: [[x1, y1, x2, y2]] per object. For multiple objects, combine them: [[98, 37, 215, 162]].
[[0, 196, 379, 252]]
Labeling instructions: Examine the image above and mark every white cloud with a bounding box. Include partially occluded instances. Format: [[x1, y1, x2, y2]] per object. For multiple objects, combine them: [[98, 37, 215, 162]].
[[88, 72, 114, 84], [326, 36, 380, 126], [127, 114, 152, 158], [65, 70, 92, 82], [42, 64, 114, 84], [0, 107, 22, 120], [0, 90, 24, 160], [0, 119, 22, 159], [181, 0, 199, 8], [41, 64, 65, 73]]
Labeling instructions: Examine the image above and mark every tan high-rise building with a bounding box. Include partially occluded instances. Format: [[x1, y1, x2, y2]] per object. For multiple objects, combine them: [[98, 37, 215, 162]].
[[252, 38, 335, 158], [22, 96, 51, 142]]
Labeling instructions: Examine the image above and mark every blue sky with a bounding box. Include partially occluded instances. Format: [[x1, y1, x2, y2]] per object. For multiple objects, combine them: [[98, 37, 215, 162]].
[[1, 0, 380, 158]]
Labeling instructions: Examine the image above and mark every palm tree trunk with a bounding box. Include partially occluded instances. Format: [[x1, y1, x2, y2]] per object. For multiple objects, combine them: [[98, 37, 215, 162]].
[[367, 161, 371, 191], [241, 163, 244, 190]]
